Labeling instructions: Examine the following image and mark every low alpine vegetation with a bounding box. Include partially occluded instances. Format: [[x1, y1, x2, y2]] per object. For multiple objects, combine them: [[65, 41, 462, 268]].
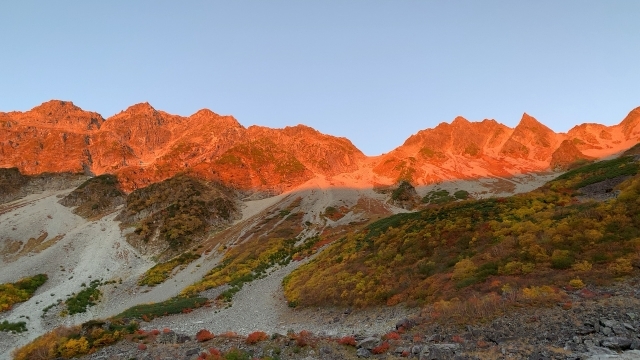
[[0, 273, 48, 312], [138, 252, 200, 286], [284, 156, 640, 308]]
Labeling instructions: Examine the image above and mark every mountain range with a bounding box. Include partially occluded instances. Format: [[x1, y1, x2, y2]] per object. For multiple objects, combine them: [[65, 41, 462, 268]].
[[2, 100, 640, 192]]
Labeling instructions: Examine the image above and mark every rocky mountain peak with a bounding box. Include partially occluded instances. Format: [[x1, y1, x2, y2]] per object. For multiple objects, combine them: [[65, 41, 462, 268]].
[[17, 100, 105, 131], [619, 106, 640, 140]]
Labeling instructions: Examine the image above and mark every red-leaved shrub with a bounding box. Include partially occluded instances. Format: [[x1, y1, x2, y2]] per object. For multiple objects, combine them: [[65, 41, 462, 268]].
[[246, 331, 268, 344], [383, 331, 401, 341], [196, 329, 214, 342], [372, 341, 390, 354], [337, 336, 357, 346], [295, 330, 313, 347]]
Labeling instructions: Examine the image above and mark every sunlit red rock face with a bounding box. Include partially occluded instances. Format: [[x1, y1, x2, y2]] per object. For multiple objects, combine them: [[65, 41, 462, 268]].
[[0, 100, 366, 192], [374, 109, 640, 184], [1, 100, 639, 192]]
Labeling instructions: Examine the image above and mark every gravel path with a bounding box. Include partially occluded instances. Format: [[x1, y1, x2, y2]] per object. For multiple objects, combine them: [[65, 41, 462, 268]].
[[145, 258, 412, 338]]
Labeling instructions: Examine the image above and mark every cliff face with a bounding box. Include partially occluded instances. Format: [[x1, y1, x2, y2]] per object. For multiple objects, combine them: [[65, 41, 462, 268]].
[[1, 100, 639, 192], [0, 100, 104, 175], [372, 109, 640, 184]]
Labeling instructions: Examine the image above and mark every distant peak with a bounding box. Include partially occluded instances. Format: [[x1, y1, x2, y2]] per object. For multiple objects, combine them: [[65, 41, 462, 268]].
[[32, 99, 81, 112], [516, 113, 551, 131], [189, 109, 243, 129], [191, 108, 220, 117], [123, 102, 157, 114], [452, 116, 470, 125]]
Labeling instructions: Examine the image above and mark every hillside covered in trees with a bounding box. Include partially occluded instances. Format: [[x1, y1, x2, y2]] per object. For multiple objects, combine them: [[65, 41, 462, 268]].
[[284, 155, 640, 308]]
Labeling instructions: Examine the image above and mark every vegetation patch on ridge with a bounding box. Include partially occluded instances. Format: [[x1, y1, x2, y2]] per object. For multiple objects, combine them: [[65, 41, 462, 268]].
[[119, 174, 239, 259], [114, 296, 208, 320], [59, 174, 125, 218], [64, 279, 103, 315], [0, 274, 48, 312], [283, 156, 640, 308], [138, 252, 201, 286], [182, 235, 321, 299]]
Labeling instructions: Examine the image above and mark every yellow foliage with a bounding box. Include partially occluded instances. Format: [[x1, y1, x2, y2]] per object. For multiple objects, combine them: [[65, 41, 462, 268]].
[[501, 261, 523, 275], [451, 258, 477, 281], [572, 260, 593, 272], [584, 229, 603, 241], [59, 337, 89, 358], [521, 285, 556, 299], [569, 278, 585, 289], [608, 258, 633, 276]]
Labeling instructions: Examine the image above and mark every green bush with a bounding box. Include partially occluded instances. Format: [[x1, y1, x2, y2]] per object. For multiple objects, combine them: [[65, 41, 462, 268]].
[[114, 296, 208, 320], [0, 320, 27, 333], [66, 280, 102, 315]]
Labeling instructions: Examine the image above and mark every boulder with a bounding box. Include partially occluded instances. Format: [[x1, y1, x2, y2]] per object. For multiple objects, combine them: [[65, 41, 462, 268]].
[[357, 337, 380, 350], [156, 330, 178, 344], [420, 343, 461, 360], [601, 336, 632, 350], [356, 348, 371, 358]]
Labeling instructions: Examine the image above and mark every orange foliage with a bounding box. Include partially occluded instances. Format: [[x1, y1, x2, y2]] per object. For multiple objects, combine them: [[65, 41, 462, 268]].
[[337, 336, 357, 346], [196, 329, 214, 342], [372, 341, 390, 354], [292, 330, 313, 347], [246, 331, 268, 344], [383, 331, 401, 341]]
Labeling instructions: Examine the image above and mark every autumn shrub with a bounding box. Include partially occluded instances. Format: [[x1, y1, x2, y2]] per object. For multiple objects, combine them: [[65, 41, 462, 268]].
[[246, 331, 268, 344], [196, 329, 215, 342], [609, 258, 634, 276], [451, 258, 477, 280], [292, 330, 313, 347], [337, 335, 357, 346], [551, 250, 573, 269], [139, 252, 200, 286], [383, 331, 401, 341], [58, 337, 89, 358], [569, 278, 585, 289], [572, 260, 593, 272], [0, 273, 48, 312], [13, 326, 79, 360], [198, 347, 223, 360], [372, 341, 390, 354]]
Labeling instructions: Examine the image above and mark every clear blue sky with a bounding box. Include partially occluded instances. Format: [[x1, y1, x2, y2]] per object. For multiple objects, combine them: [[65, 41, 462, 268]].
[[1, 1, 639, 155]]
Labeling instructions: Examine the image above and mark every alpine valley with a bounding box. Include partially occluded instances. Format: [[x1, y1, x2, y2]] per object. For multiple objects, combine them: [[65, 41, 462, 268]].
[[1, 101, 640, 360]]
